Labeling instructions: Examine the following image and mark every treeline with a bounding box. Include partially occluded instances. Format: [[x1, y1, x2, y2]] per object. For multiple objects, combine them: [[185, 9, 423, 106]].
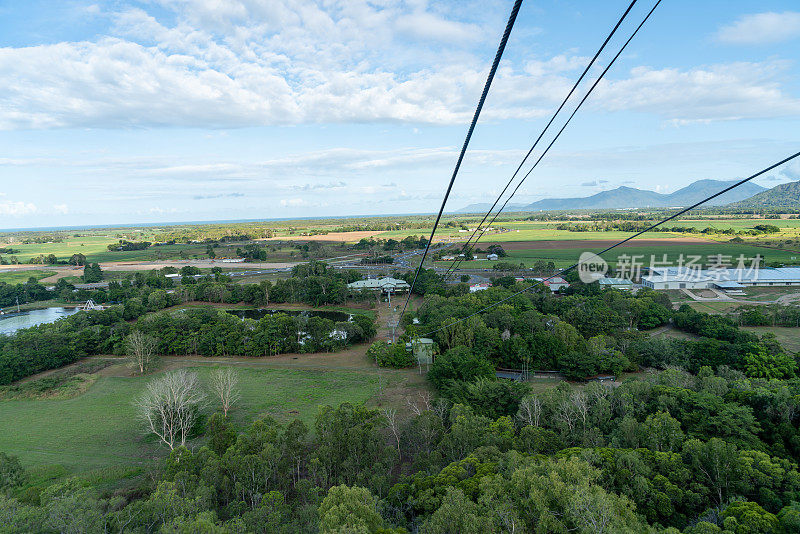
[[107, 240, 151, 251], [556, 221, 783, 235], [0, 279, 52, 308], [735, 305, 800, 327], [408, 283, 674, 378], [352, 235, 428, 251], [408, 280, 797, 382], [0, 263, 378, 384], [137, 307, 375, 357], [0, 304, 374, 384], [3, 366, 800, 532]]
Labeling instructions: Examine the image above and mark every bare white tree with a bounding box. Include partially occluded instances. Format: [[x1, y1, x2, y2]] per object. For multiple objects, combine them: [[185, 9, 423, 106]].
[[135, 370, 205, 450], [125, 331, 160, 374], [405, 391, 433, 416], [555, 397, 577, 434], [383, 407, 401, 455], [571, 390, 590, 433], [208, 367, 241, 417], [516, 395, 543, 427]]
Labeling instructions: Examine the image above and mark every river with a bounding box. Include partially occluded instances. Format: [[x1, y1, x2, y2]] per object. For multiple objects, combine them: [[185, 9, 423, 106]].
[[0, 307, 81, 335]]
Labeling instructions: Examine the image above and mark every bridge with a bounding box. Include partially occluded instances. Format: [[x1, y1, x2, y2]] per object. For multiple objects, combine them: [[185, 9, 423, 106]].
[[77, 299, 107, 311]]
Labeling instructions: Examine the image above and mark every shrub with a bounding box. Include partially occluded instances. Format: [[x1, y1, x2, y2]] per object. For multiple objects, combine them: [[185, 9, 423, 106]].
[[366, 341, 414, 368]]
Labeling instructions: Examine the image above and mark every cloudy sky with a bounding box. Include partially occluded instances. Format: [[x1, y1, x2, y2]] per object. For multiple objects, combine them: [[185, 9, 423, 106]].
[[1, 0, 799, 228]]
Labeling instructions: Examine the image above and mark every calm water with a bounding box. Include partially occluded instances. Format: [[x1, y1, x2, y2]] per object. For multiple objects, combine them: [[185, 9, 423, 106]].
[[0, 307, 81, 335], [226, 309, 352, 322]]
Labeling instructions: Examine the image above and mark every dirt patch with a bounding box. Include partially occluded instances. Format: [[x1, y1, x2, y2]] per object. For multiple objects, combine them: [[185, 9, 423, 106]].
[[481, 237, 716, 250], [261, 231, 382, 243], [38, 270, 82, 283]]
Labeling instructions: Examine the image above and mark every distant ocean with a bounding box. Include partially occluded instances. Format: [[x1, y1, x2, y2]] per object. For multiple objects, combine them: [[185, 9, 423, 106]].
[[0, 213, 436, 233]]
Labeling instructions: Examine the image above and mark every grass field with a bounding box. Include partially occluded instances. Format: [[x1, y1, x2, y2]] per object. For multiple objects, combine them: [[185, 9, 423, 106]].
[[684, 301, 743, 314], [448, 242, 800, 269], [0, 364, 377, 473], [741, 327, 800, 352], [0, 269, 57, 284], [0, 234, 344, 264]]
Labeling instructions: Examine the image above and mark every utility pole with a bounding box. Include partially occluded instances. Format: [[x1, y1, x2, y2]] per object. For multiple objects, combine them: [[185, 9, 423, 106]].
[[375, 348, 382, 402], [387, 318, 399, 344]]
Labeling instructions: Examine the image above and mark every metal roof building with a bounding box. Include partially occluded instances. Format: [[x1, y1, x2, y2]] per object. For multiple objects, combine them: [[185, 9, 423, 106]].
[[642, 267, 800, 290], [347, 277, 411, 293], [598, 277, 634, 289]]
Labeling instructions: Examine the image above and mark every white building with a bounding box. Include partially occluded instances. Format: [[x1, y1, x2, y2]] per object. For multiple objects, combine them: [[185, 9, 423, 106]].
[[487, 253, 499, 261], [347, 277, 411, 293], [642, 267, 800, 291], [469, 282, 492, 292]]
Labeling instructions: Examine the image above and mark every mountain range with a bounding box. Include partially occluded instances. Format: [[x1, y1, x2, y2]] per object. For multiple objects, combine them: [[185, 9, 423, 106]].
[[456, 179, 767, 212], [728, 180, 800, 209]]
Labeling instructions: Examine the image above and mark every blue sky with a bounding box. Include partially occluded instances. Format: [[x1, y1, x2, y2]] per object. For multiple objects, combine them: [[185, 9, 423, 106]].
[[1, 0, 799, 228]]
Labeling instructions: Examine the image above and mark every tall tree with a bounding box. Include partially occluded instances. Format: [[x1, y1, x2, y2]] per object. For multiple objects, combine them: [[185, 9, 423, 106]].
[[208, 367, 241, 417], [125, 331, 160, 374], [135, 370, 205, 450]]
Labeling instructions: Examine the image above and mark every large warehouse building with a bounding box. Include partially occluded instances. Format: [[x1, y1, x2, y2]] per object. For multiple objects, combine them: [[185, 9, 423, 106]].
[[641, 267, 800, 291]]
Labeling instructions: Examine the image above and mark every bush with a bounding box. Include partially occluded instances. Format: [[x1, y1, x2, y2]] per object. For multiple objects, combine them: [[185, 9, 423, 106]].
[[0, 453, 26, 493], [367, 341, 414, 368], [445, 378, 530, 418], [427, 347, 495, 390]]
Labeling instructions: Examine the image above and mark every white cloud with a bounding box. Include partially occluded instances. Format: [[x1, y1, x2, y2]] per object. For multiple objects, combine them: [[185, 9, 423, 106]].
[[594, 62, 800, 122], [395, 12, 480, 43], [716, 12, 800, 45], [0, 200, 37, 216], [0, 3, 797, 130], [148, 206, 179, 214], [53, 203, 69, 214], [280, 198, 307, 207]]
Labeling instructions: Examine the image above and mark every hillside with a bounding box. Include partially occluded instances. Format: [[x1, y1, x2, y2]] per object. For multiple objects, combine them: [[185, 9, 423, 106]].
[[728, 180, 800, 208], [457, 179, 766, 212]]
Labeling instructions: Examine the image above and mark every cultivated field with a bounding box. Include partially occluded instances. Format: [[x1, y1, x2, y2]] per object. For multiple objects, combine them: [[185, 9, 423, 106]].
[[448, 241, 800, 269]]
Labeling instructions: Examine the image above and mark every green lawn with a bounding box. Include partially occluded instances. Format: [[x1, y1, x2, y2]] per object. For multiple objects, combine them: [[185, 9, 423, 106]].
[[0, 269, 56, 284], [0, 365, 377, 473]]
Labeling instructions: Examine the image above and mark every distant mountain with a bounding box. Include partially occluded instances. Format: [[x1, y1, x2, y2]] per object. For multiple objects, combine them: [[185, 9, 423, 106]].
[[456, 179, 766, 212], [728, 180, 800, 209]]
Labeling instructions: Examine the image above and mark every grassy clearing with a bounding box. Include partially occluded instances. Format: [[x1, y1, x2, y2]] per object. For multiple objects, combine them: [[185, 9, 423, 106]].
[[737, 287, 800, 301], [0, 360, 114, 400], [741, 327, 800, 352], [0, 269, 57, 284], [0, 363, 377, 474], [684, 301, 742, 314]]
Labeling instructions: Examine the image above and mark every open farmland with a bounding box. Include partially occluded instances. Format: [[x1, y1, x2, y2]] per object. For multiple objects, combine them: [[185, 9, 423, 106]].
[[447, 240, 800, 269]]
